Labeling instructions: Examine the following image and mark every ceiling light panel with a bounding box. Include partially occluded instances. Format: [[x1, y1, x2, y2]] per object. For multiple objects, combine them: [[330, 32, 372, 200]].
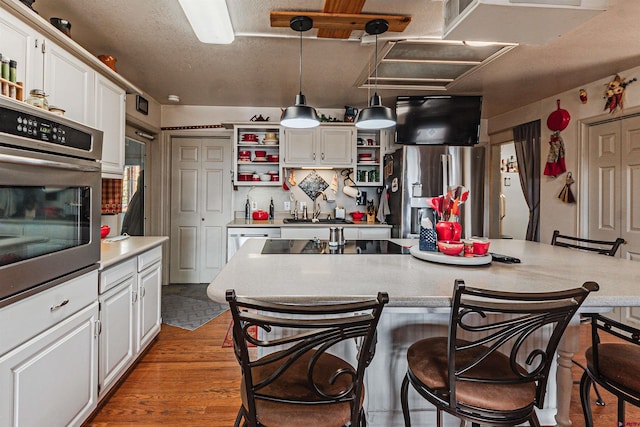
[[356, 40, 516, 92], [178, 0, 234, 44]]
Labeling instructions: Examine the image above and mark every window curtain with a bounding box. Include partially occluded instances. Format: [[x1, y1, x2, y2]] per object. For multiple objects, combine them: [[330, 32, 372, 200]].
[[513, 120, 541, 241]]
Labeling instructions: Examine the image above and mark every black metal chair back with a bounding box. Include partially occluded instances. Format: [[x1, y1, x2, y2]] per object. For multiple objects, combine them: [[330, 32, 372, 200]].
[[226, 290, 389, 427], [401, 279, 598, 427], [580, 313, 640, 426], [551, 230, 625, 256]]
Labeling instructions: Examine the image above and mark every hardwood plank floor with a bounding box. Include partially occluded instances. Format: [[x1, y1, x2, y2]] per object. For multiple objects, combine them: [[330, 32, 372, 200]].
[[86, 311, 639, 426]]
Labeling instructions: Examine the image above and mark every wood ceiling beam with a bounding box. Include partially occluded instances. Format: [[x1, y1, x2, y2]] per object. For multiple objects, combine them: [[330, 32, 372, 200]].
[[317, 0, 367, 39], [270, 11, 412, 37]]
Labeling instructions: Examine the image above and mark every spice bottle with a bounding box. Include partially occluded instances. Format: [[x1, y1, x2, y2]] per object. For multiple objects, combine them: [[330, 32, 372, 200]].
[[1, 57, 8, 97], [8, 60, 16, 98]]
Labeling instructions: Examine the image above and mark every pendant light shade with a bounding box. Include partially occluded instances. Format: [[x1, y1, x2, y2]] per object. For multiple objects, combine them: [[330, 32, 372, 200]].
[[281, 16, 319, 129], [356, 19, 396, 130]]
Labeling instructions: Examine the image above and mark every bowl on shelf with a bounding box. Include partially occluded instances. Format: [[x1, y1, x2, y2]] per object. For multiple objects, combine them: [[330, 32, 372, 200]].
[[259, 174, 271, 182], [100, 225, 111, 239], [350, 211, 365, 221], [437, 240, 464, 256], [254, 150, 266, 158]]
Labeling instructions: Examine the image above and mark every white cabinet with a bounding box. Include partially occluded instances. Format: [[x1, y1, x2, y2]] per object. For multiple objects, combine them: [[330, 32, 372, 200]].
[[357, 227, 390, 239], [0, 7, 43, 99], [95, 75, 126, 176], [136, 247, 162, 352], [97, 245, 163, 399], [0, 269, 99, 427], [283, 125, 354, 167], [44, 41, 95, 125], [234, 123, 282, 186], [98, 259, 136, 398], [354, 129, 386, 186]]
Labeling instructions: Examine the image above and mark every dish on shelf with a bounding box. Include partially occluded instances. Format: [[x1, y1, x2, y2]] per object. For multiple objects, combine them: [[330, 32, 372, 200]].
[[241, 133, 258, 141], [238, 159, 252, 163], [409, 246, 492, 266], [263, 139, 278, 145], [267, 154, 279, 162], [359, 160, 377, 164], [253, 157, 268, 162]]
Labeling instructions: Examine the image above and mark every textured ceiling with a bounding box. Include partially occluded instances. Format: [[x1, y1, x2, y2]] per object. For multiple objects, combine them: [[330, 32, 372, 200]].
[[32, 0, 640, 118]]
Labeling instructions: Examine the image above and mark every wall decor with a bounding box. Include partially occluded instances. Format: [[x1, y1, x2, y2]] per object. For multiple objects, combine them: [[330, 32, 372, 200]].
[[579, 88, 587, 104], [558, 172, 575, 204], [604, 74, 637, 114], [545, 100, 569, 177]]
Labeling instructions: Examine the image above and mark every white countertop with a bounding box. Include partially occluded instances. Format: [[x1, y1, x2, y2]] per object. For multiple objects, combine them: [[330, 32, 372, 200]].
[[207, 238, 640, 308], [99, 236, 168, 269]]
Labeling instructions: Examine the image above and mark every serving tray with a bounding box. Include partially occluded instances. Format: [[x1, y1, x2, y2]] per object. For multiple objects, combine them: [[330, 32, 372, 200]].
[[409, 245, 492, 266]]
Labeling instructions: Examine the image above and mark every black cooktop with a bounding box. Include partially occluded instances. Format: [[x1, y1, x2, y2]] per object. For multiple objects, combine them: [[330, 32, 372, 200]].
[[261, 239, 410, 255]]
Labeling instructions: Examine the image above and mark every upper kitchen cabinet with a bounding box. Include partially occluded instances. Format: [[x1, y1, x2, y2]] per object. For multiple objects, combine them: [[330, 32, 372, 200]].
[[0, 7, 43, 98], [282, 124, 354, 168], [353, 128, 394, 187], [95, 75, 126, 177], [44, 41, 94, 125], [234, 123, 283, 186]]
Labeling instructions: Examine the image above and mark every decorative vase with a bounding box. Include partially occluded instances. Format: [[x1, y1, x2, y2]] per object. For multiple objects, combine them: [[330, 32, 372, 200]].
[[435, 221, 462, 241]]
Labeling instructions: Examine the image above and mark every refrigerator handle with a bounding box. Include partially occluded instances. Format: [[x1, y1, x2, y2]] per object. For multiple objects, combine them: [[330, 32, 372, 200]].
[[500, 193, 507, 220]]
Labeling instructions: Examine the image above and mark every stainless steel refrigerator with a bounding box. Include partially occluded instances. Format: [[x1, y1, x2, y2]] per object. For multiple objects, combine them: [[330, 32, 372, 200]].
[[384, 145, 485, 239]]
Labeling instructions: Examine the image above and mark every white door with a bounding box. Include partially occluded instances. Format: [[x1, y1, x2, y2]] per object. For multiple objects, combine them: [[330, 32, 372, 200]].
[[588, 116, 640, 327], [170, 135, 231, 283]]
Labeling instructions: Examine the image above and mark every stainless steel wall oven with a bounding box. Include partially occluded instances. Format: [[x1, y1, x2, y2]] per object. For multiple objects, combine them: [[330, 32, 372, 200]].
[[0, 98, 102, 307]]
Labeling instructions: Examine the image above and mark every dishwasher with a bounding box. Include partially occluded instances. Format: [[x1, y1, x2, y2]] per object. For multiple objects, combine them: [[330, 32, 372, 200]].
[[227, 227, 281, 262]]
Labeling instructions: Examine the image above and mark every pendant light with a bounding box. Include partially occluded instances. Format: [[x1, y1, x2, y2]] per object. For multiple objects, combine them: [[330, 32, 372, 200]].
[[280, 16, 320, 129], [355, 19, 396, 130]]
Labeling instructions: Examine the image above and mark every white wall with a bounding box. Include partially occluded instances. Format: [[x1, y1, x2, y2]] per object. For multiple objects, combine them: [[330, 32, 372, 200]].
[[487, 65, 640, 243]]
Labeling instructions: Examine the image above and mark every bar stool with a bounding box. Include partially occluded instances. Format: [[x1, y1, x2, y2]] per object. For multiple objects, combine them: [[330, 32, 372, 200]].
[[400, 279, 598, 427], [580, 313, 640, 427], [226, 289, 388, 427]]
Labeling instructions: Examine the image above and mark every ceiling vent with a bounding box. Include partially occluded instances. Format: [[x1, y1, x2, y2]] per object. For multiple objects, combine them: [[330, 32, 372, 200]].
[[442, 0, 608, 45]]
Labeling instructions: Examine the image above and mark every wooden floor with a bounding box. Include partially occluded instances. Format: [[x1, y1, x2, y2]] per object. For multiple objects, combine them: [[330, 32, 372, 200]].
[[86, 311, 639, 426]]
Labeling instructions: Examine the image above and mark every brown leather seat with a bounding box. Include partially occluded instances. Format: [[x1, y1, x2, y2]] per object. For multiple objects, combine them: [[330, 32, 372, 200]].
[[401, 279, 598, 427], [226, 289, 388, 427], [580, 314, 640, 426]]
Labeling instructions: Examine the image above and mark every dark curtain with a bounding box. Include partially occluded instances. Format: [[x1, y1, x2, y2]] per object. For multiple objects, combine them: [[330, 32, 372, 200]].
[[513, 120, 541, 241]]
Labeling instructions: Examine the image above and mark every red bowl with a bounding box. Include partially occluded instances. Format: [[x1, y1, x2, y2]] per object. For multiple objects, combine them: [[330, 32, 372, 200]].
[[472, 239, 491, 255], [437, 240, 464, 256], [252, 210, 268, 220], [254, 150, 267, 158], [350, 211, 365, 221], [100, 225, 110, 239]]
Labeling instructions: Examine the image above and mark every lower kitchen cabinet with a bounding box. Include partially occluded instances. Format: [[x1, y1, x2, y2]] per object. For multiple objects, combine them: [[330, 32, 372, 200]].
[[0, 269, 100, 427], [98, 245, 162, 398]]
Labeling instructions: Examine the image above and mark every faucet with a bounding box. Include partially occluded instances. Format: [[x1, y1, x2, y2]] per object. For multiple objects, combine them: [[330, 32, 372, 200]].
[[313, 191, 327, 221]]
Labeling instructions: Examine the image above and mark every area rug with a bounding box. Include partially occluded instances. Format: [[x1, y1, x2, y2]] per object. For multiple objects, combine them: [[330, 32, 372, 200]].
[[161, 284, 228, 331]]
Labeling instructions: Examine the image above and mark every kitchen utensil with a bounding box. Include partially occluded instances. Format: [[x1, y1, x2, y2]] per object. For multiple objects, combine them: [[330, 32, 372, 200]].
[[252, 210, 268, 220], [283, 169, 290, 190], [546, 99, 570, 131], [50, 18, 71, 37], [100, 225, 110, 238], [437, 240, 464, 256]]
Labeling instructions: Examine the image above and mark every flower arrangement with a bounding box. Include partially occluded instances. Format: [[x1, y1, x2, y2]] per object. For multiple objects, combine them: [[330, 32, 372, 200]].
[[430, 185, 469, 221]]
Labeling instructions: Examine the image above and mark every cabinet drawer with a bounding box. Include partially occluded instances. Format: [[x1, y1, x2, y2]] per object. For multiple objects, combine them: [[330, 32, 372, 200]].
[[138, 245, 162, 272], [0, 269, 98, 356], [100, 258, 136, 294]]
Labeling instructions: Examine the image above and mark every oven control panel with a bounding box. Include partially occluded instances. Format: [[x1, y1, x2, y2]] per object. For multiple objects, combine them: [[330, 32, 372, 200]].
[[0, 105, 92, 152]]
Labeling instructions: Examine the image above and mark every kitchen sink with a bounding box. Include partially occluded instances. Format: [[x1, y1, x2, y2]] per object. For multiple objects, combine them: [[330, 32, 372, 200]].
[[282, 218, 353, 224]]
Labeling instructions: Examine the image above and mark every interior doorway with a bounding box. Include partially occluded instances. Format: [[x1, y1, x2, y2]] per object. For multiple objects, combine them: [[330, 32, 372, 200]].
[[120, 137, 145, 235], [498, 142, 528, 240]]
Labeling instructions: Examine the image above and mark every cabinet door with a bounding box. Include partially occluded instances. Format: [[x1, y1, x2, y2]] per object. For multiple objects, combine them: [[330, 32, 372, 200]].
[[0, 8, 44, 96], [283, 128, 316, 165], [137, 261, 161, 353], [95, 75, 126, 177], [319, 127, 354, 166], [98, 278, 135, 398], [44, 41, 95, 125], [0, 303, 98, 427]]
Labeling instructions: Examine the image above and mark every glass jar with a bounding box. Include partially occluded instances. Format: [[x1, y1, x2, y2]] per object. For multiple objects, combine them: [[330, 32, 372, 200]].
[[26, 89, 48, 110]]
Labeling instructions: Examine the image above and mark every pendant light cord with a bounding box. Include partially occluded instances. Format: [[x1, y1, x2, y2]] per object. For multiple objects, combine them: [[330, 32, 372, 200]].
[[298, 30, 303, 95], [374, 32, 378, 95]]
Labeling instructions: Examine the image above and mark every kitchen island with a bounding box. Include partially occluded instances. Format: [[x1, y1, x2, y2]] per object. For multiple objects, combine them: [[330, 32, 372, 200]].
[[208, 238, 640, 427]]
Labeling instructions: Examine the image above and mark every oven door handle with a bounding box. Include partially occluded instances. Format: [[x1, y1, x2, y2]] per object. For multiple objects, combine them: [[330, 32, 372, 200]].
[[0, 153, 100, 172]]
